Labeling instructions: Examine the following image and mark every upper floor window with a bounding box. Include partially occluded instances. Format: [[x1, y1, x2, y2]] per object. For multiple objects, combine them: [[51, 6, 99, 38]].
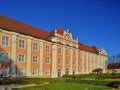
[[2, 36, 9, 46], [18, 54, 25, 62], [19, 39, 25, 48], [46, 45, 50, 52], [73, 61, 76, 65], [58, 48, 62, 54], [66, 50, 69, 55], [58, 59, 62, 64], [0, 52, 9, 61], [66, 60, 69, 64], [45, 57, 50, 64], [33, 43, 38, 50], [73, 51, 76, 56], [33, 56, 38, 63]]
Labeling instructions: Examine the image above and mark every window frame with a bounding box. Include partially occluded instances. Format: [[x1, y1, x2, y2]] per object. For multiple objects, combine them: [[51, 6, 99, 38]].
[[32, 56, 38, 63], [45, 57, 50, 64], [1, 36, 10, 46], [18, 39, 25, 49], [33, 43, 38, 51], [18, 54, 25, 62]]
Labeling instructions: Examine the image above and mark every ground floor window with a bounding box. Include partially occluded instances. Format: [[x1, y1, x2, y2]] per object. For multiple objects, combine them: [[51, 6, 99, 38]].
[[57, 69, 61, 77], [65, 68, 69, 75], [45, 68, 50, 75], [18, 68, 24, 77], [32, 68, 38, 76], [73, 70, 75, 75], [2, 67, 8, 77]]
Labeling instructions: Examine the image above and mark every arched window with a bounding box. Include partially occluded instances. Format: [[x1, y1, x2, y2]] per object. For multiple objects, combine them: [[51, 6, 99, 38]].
[[65, 68, 69, 75], [57, 69, 61, 77], [73, 70, 75, 75]]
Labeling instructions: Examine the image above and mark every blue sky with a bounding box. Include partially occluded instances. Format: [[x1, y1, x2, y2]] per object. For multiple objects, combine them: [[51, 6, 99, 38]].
[[0, 0, 120, 56]]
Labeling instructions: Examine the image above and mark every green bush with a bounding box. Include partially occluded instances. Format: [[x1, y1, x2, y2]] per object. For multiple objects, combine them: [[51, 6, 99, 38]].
[[65, 78, 120, 86], [62, 74, 120, 80]]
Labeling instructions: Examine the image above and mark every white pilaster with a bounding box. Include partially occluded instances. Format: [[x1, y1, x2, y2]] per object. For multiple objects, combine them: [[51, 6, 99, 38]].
[[11, 35, 17, 77], [26, 39, 31, 76], [82, 51, 85, 74], [62, 47, 65, 75], [70, 49, 73, 75], [39, 41, 43, 76], [51, 44, 57, 78], [76, 50, 79, 74]]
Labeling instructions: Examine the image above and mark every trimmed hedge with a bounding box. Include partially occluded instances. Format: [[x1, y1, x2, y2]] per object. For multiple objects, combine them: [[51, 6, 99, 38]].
[[0, 78, 65, 85], [65, 78, 120, 86], [63, 74, 120, 80]]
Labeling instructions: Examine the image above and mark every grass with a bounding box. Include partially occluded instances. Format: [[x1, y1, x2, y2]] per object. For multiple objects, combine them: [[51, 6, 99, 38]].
[[49, 82, 112, 90], [12, 82, 113, 90]]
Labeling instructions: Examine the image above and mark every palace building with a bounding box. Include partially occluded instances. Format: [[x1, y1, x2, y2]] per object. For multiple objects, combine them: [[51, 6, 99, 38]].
[[0, 15, 108, 78]]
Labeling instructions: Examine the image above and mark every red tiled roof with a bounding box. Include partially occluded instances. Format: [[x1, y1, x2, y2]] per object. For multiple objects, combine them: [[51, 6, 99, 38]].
[[79, 43, 99, 54], [0, 15, 99, 54], [0, 15, 49, 40], [49, 27, 64, 37], [107, 63, 120, 69]]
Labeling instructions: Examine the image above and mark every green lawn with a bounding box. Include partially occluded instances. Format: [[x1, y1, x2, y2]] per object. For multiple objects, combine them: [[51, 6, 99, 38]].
[[49, 82, 112, 90], [14, 82, 112, 90]]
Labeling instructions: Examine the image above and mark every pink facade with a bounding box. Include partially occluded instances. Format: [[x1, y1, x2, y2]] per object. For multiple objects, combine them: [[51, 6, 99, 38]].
[[0, 15, 108, 78]]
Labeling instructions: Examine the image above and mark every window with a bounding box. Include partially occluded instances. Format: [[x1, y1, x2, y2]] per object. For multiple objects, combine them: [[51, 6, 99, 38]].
[[66, 50, 69, 55], [58, 59, 62, 64], [18, 54, 25, 62], [32, 68, 38, 76], [0, 52, 9, 61], [2, 67, 8, 77], [73, 51, 76, 56], [46, 45, 50, 52], [18, 68, 24, 76], [57, 69, 61, 77], [33, 56, 38, 63], [45, 68, 50, 75], [58, 48, 62, 54], [66, 60, 69, 64], [19, 39, 25, 48], [45, 57, 50, 64], [33, 43, 38, 50], [2, 36, 9, 46], [73, 61, 76, 65], [65, 68, 69, 75]]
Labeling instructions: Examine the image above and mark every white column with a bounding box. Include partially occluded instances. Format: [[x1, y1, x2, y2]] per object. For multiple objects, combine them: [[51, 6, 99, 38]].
[[11, 35, 17, 77], [62, 47, 65, 75], [70, 49, 73, 75], [51, 44, 57, 78], [86, 52, 89, 74], [26, 39, 31, 76], [39, 41, 43, 76], [82, 51, 85, 74], [76, 50, 79, 74]]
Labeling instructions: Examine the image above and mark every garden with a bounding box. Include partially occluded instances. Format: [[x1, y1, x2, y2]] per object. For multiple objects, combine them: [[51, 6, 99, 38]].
[[0, 73, 120, 90]]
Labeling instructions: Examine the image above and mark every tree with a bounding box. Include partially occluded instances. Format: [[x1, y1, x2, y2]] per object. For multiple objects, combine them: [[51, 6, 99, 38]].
[[92, 68, 103, 75]]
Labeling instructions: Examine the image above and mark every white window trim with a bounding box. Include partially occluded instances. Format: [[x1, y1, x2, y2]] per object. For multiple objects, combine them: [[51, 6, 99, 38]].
[[45, 45, 50, 53], [58, 59, 62, 64], [32, 56, 38, 63], [32, 42, 38, 51], [58, 48, 62, 54], [18, 54, 25, 62], [0, 51, 9, 61], [1, 35, 10, 47], [17, 68, 25, 77], [45, 57, 50, 64], [18, 39, 26, 49], [32, 68, 38, 76]]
